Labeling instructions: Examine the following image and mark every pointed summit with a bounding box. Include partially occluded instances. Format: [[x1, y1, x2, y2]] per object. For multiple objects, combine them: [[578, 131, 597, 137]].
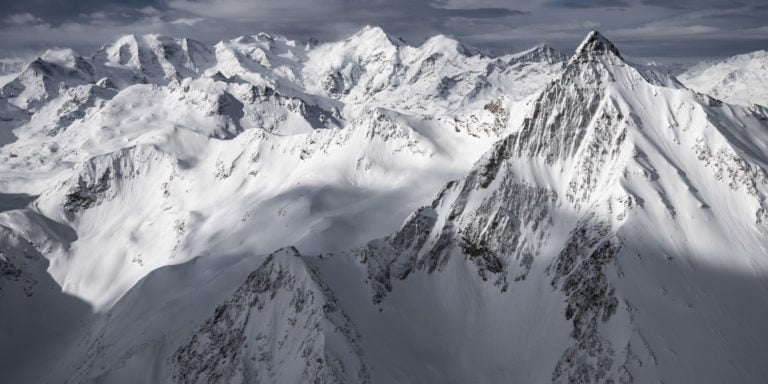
[[574, 31, 622, 59]]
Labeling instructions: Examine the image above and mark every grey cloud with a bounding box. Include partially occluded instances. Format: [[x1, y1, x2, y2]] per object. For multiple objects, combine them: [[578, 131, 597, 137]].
[[433, 7, 528, 18], [555, 0, 631, 9], [622, 36, 768, 60], [165, 0, 527, 25], [162, 0, 529, 47], [639, 0, 766, 10], [0, 0, 165, 23], [0, 0, 765, 64], [4, 13, 45, 25]]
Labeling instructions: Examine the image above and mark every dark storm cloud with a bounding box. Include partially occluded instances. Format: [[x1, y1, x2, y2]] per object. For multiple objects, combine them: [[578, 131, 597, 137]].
[[0, 0, 765, 63]]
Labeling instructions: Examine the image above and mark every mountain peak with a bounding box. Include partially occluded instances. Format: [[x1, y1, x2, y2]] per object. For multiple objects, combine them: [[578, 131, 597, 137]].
[[39, 48, 81, 67], [348, 25, 404, 47], [534, 42, 555, 52], [574, 31, 622, 59], [420, 34, 469, 56]]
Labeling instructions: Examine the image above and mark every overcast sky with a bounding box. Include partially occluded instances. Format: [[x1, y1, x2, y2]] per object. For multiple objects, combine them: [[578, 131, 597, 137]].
[[1, 0, 766, 63]]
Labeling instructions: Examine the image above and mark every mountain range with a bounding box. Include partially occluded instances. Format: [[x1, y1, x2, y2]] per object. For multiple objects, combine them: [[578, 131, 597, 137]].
[[1, 27, 767, 383]]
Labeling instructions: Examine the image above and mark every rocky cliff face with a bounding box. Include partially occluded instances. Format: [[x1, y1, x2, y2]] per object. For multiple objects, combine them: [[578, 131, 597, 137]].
[[173, 247, 369, 384]]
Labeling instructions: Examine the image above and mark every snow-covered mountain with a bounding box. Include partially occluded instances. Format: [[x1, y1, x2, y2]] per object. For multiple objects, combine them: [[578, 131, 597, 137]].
[[0, 26, 565, 312], [2, 28, 768, 383], [679, 50, 768, 107], [0, 26, 566, 382]]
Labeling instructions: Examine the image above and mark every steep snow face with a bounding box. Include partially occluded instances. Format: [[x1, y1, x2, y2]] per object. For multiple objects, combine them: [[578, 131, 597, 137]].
[[0, 26, 564, 313], [679, 50, 768, 107]]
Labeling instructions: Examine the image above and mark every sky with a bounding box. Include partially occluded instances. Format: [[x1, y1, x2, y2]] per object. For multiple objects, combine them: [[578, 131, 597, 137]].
[[0, 0, 766, 64]]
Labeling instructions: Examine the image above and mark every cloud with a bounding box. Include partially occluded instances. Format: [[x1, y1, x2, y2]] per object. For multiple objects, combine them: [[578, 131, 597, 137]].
[[554, 0, 631, 9], [159, 0, 530, 49], [0, 0, 764, 62], [641, 0, 766, 10], [0, 12, 185, 58], [0, 0, 164, 23], [4, 13, 44, 25], [610, 24, 722, 38], [432, 7, 528, 18], [166, 0, 343, 21], [171, 17, 205, 26], [166, 0, 527, 24]]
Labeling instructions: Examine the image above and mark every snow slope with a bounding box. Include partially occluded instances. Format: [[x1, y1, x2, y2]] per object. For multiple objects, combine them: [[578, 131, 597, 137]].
[[679, 50, 768, 107], [2, 29, 768, 384]]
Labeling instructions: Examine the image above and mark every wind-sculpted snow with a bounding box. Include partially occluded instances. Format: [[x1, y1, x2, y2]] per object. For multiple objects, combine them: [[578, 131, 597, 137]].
[[3, 28, 768, 384]]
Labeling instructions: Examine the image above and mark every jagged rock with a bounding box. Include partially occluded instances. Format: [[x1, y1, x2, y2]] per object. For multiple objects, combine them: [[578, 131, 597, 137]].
[[172, 247, 370, 384]]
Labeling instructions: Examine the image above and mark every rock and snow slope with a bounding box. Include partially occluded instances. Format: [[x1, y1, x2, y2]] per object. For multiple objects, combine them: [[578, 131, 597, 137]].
[[679, 50, 768, 107], [2, 29, 768, 383]]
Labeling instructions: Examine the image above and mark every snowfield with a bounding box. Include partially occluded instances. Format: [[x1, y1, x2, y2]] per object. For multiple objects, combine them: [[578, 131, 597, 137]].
[[1, 27, 767, 383]]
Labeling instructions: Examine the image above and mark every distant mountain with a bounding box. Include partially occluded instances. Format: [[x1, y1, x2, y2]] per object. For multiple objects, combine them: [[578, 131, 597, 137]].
[[2, 28, 768, 384], [679, 50, 768, 107]]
